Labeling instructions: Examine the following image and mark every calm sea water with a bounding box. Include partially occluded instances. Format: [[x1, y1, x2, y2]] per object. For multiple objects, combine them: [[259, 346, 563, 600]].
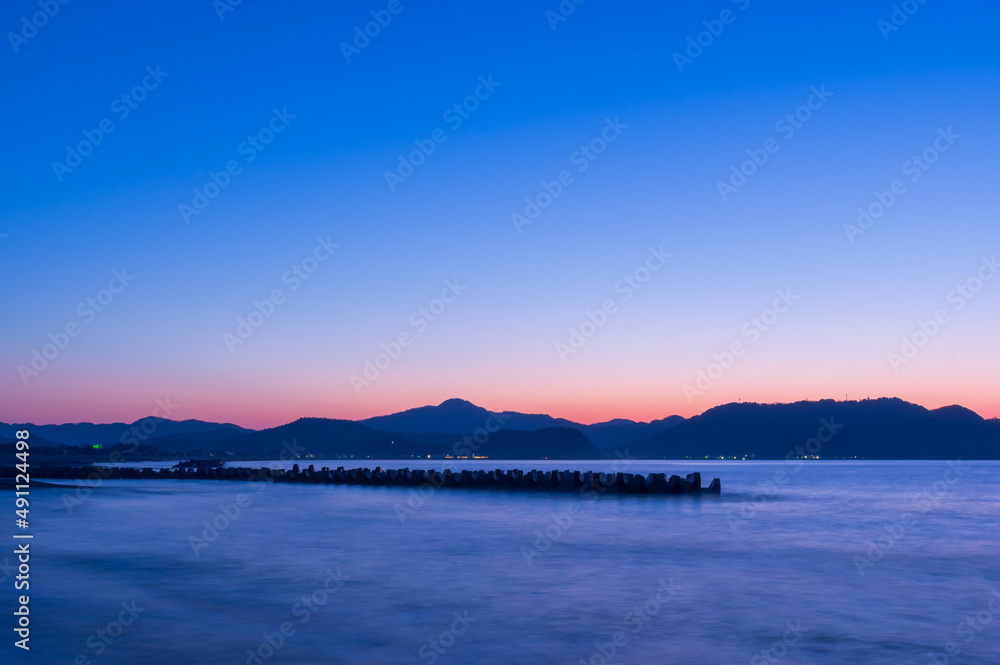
[[3, 460, 999, 664]]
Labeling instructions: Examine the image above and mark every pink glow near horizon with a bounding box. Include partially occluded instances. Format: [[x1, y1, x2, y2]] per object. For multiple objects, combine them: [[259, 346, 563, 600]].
[[6, 387, 996, 430]]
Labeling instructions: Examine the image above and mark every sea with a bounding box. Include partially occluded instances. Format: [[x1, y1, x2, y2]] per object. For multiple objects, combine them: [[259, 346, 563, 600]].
[[2, 459, 998, 664]]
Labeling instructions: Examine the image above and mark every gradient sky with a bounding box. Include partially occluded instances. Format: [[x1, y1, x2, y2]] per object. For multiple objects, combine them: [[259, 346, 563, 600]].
[[2, 0, 998, 428]]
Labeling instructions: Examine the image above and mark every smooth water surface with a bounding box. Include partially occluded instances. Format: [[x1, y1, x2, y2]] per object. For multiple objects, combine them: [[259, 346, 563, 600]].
[[3, 460, 998, 664]]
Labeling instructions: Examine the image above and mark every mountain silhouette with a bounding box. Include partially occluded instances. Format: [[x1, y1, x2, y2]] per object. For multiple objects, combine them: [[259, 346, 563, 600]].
[[4, 397, 997, 460], [0, 418, 252, 446], [469, 427, 601, 459], [204, 415, 600, 460], [360, 398, 681, 448], [584, 416, 685, 449], [361, 398, 581, 433], [630, 398, 1000, 459]]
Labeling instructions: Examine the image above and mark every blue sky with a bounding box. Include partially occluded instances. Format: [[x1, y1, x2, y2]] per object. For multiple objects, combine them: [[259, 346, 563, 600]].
[[2, 0, 998, 426]]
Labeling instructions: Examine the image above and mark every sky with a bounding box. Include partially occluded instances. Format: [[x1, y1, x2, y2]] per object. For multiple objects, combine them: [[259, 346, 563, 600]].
[[1, 0, 998, 428]]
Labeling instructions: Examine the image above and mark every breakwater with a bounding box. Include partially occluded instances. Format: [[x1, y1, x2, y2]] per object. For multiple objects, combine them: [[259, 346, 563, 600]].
[[5, 464, 721, 495]]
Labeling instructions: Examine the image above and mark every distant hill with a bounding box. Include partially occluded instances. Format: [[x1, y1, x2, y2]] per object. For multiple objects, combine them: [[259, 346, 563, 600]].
[[201, 417, 601, 460], [5, 398, 996, 460], [469, 427, 602, 459], [630, 398, 1000, 459], [0, 418, 253, 446], [361, 398, 682, 449], [0, 433, 64, 449], [130, 427, 255, 453], [584, 416, 685, 449], [219, 417, 416, 458], [360, 398, 581, 433]]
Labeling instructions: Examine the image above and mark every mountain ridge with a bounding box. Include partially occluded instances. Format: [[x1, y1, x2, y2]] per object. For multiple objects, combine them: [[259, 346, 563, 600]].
[[630, 398, 1000, 460], [0, 418, 252, 446], [4, 398, 998, 459]]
